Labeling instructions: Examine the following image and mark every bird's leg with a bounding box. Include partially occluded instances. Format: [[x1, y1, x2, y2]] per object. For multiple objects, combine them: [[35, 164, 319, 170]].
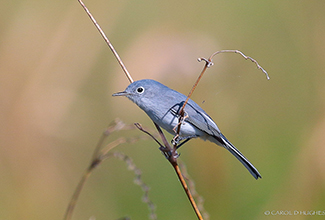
[[171, 134, 180, 146], [176, 138, 192, 149], [171, 135, 196, 147]]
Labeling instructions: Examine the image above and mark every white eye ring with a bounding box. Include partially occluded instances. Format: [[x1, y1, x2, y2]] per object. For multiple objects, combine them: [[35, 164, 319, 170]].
[[136, 86, 145, 94]]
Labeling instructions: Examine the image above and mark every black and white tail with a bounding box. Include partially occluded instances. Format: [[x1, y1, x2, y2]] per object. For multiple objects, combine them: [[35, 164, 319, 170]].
[[213, 133, 261, 179]]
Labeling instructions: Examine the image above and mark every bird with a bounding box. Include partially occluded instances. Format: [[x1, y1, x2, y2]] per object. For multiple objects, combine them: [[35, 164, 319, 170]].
[[113, 79, 261, 179]]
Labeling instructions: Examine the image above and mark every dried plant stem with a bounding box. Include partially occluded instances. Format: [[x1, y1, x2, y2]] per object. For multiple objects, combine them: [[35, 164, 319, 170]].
[[173, 164, 203, 220], [136, 123, 204, 220], [64, 120, 156, 220], [153, 122, 203, 219], [179, 161, 209, 220], [64, 166, 93, 220], [175, 60, 210, 138], [91, 119, 135, 162], [77, 0, 134, 83], [209, 50, 270, 80]]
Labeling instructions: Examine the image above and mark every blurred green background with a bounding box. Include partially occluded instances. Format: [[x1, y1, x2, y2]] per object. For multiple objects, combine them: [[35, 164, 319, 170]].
[[1, 0, 325, 219]]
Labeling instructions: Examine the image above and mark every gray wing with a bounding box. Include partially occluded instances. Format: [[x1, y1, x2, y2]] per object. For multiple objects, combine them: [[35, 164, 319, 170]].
[[184, 102, 221, 136], [170, 99, 221, 137]]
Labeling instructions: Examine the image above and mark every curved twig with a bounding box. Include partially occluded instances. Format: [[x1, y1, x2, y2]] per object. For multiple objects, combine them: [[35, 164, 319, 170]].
[[208, 50, 270, 80], [176, 50, 269, 143]]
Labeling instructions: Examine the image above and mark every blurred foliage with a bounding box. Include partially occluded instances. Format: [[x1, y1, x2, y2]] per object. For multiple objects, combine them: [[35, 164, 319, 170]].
[[1, 0, 325, 219]]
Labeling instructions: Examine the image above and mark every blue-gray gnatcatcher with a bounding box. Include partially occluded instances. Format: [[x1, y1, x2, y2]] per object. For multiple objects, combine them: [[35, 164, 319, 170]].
[[113, 79, 261, 179]]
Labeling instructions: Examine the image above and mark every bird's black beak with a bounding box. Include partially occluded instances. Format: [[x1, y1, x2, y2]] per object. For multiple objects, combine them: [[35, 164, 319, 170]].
[[112, 91, 129, 97]]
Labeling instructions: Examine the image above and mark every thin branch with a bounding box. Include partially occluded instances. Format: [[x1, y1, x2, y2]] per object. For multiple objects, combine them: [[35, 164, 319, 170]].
[[64, 167, 93, 220], [134, 123, 164, 149], [181, 59, 211, 114], [179, 161, 210, 220], [173, 164, 203, 220], [77, 0, 134, 83], [135, 123, 203, 220], [153, 123, 171, 151], [91, 119, 131, 162], [175, 60, 211, 141], [208, 50, 270, 80]]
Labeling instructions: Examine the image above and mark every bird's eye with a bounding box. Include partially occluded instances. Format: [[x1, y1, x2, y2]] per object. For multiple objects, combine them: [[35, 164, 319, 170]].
[[136, 86, 144, 94]]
